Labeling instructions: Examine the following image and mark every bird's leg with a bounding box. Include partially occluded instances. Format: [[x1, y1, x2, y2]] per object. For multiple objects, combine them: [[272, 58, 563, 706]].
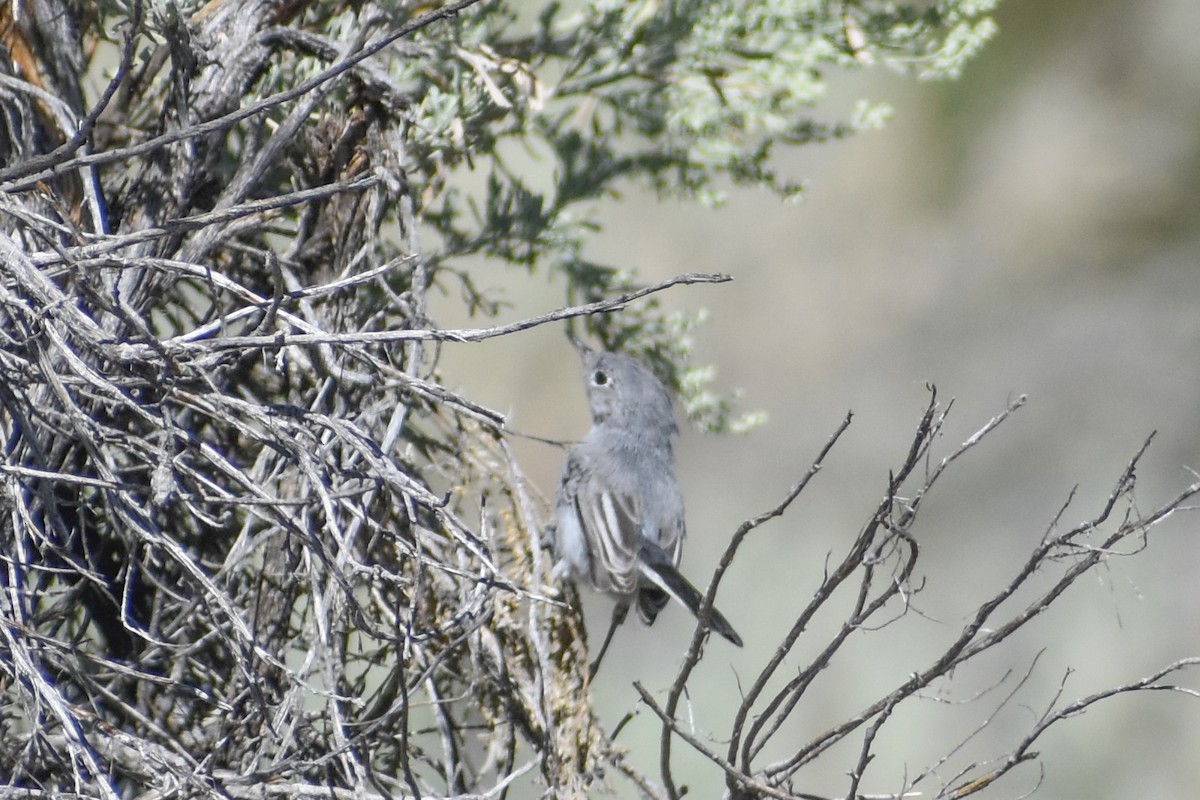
[[588, 601, 629, 678]]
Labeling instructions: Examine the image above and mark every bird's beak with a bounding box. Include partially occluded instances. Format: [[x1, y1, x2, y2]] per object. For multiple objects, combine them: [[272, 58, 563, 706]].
[[567, 332, 592, 358]]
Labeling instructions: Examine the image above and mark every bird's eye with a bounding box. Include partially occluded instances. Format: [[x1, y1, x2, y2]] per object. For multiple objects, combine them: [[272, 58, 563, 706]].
[[592, 370, 608, 386]]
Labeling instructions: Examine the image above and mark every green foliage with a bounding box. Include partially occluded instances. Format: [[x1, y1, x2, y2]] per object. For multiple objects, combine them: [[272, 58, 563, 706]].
[[92, 0, 996, 432], [389, 0, 997, 430]]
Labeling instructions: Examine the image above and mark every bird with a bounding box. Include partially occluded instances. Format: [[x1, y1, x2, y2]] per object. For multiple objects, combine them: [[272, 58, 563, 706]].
[[552, 336, 742, 674]]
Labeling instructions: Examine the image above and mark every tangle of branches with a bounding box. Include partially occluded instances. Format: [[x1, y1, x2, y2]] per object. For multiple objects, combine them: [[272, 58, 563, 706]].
[[1, 3, 1196, 800]]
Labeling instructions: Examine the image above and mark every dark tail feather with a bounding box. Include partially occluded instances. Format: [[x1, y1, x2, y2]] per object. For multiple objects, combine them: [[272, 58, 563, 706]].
[[636, 585, 669, 626], [638, 542, 743, 647]]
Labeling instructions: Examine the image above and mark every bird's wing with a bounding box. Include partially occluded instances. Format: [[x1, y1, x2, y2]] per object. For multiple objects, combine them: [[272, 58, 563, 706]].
[[562, 453, 643, 595]]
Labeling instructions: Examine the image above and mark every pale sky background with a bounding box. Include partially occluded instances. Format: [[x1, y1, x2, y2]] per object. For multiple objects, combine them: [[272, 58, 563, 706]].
[[436, 0, 1200, 796]]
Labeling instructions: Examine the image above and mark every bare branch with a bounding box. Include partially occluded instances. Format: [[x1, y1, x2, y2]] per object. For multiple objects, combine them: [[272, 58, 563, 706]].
[[0, 0, 488, 190], [637, 388, 1199, 800]]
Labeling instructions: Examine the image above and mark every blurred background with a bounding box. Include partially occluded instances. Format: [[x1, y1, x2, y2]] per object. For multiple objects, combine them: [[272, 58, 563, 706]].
[[436, 0, 1200, 796]]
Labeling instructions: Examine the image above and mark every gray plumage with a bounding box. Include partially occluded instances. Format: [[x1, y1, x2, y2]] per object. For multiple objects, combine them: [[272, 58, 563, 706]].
[[553, 341, 742, 666]]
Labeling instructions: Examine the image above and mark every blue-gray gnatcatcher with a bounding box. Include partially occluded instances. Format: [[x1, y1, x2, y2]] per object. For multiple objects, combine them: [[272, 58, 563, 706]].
[[553, 337, 743, 671]]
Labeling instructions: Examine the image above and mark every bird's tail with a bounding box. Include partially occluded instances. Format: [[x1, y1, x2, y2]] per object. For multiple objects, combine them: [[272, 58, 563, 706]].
[[637, 541, 743, 647]]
